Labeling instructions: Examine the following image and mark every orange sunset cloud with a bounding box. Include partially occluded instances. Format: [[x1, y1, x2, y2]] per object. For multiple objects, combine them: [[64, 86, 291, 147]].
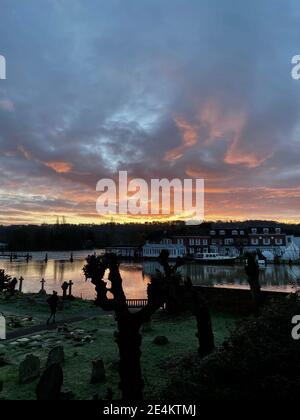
[[44, 161, 73, 174]]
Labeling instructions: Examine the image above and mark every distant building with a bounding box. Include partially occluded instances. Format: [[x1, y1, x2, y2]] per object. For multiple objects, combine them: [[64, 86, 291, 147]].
[[281, 242, 300, 261], [290, 236, 300, 248], [105, 245, 142, 258], [208, 225, 247, 256], [141, 224, 298, 261], [207, 224, 288, 256], [142, 239, 186, 259], [247, 226, 286, 247], [172, 235, 210, 255]]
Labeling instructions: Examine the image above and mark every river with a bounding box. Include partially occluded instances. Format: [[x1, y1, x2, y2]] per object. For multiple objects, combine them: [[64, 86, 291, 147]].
[[1, 250, 299, 299]]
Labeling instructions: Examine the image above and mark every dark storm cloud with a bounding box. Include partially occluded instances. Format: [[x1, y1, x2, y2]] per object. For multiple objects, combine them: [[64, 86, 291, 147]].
[[0, 0, 300, 222]]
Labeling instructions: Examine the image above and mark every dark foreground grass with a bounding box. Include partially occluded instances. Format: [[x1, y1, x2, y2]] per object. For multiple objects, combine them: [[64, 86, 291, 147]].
[[0, 302, 238, 400]]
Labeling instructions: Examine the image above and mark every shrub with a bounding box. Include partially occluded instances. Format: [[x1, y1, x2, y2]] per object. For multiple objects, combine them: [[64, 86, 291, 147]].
[[163, 294, 300, 401]]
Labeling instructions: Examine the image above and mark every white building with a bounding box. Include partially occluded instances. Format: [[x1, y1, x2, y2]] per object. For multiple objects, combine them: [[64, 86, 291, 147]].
[[217, 245, 240, 257], [105, 246, 141, 258], [281, 242, 300, 262], [243, 236, 300, 262], [290, 236, 300, 248], [142, 241, 186, 259]]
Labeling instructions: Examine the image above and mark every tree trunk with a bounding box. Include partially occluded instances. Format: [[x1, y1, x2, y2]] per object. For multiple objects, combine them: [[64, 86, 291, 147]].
[[116, 317, 144, 400], [248, 275, 263, 316], [245, 254, 263, 316], [192, 291, 215, 358]]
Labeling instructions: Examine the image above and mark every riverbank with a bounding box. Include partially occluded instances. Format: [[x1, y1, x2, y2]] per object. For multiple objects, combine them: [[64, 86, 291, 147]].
[[0, 293, 239, 400]]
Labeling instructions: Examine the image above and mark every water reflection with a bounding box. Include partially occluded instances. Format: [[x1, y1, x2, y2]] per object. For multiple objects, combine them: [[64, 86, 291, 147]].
[[0, 257, 151, 300], [1, 252, 299, 300], [142, 261, 300, 291]]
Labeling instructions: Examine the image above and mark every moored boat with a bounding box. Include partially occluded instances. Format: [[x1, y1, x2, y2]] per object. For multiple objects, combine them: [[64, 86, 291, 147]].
[[192, 252, 236, 265]]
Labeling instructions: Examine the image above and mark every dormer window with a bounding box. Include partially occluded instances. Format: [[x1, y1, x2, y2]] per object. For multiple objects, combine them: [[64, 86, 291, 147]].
[[275, 228, 281, 234], [251, 228, 257, 234], [263, 228, 269, 234], [210, 230, 216, 235], [219, 230, 225, 235], [232, 230, 238, 235]]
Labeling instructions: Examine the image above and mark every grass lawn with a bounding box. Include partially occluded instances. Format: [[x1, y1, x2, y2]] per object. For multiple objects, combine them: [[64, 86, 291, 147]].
[[0, 293, 102, 331], [0, 295, 239, 400]]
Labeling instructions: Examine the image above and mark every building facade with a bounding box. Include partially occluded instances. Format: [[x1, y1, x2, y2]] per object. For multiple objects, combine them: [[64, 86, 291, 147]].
[[142, 239, 186, 259], [142, 225, 295, 259], [105, 245, 142, 258]]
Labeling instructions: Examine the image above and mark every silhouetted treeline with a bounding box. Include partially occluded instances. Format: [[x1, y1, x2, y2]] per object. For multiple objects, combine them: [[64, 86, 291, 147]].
[[0, 222, 185, 251], [0, 220, 300, 252]]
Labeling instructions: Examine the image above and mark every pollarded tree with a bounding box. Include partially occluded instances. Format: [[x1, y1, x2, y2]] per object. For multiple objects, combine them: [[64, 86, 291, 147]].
[[186, 280, 215, 357], [155, 250, 185, 313], [152, 251, 215, 357], [83, 253, 166, 400]]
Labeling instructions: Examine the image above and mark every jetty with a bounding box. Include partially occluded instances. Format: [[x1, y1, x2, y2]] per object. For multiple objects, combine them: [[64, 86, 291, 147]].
[[0, 252, 32, 261]]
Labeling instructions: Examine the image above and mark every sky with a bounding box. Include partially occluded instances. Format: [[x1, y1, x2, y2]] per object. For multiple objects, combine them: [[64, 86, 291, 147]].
[[0, 0, 300, 225]]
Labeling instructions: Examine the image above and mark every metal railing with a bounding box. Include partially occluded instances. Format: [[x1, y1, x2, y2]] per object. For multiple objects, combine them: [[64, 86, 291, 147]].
[[126, 299, 148, 308]]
